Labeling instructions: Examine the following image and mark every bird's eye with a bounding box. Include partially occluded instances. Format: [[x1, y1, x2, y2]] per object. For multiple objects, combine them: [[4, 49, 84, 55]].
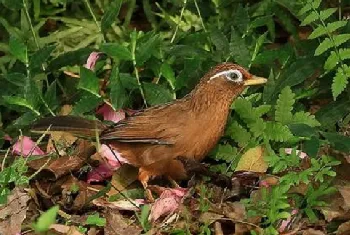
[[226, 70, 243, 82]]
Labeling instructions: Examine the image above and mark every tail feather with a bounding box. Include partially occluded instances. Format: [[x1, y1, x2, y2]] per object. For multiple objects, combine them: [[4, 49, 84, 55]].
[[31, 116, 107, 138]]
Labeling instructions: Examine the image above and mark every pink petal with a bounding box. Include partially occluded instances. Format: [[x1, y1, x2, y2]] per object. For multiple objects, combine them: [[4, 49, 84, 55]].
[[87, 163, 114, 183], [149, 187, 187, 222], [84, 52, 101, 71], [99, 144, 128, 169], [12, 136, 45, 157], [4, 134, 12, 141], [96, 103, 125, 123], [278, 209, 298, 232], [284, 148, 308, 159]]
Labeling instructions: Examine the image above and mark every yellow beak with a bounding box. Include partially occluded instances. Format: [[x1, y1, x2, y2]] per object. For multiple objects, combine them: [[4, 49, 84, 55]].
[[244, 75, 267, 86]]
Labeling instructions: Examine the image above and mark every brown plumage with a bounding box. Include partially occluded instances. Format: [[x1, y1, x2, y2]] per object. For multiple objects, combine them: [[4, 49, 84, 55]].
[[32, 63, 267, 199]]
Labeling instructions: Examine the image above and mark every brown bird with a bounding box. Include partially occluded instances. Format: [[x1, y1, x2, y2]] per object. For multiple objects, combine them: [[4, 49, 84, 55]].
[[32, 63, 267, 200]]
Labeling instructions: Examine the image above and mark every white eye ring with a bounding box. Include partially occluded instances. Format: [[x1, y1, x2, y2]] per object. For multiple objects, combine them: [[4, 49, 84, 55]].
[[208, 69, 243, 83]]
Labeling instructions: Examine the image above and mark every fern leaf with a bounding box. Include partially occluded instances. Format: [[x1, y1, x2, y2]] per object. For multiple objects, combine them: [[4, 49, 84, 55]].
[[333, 34, 350, 46], [249, 118, 266, 137], [315, 38, 333, 56], [214, 144, 238, 163], [332, 65, 350, 99], [301, 11, 319, 26], [225, 121, 251, 147], [255, 104, 271, 117], [299, 5, 312, 16], [264, 122, 293, 142], [325, 48, 350, 70], [324, 51, 339, 70], [233, 99, 255, 124], [326, 21, 348, 33], [319, 8, 338, 21], [292, 112, 321, 127], [275, 87, 295, 125], [309, 21, 347, 39], [311, 0, 322, 9]]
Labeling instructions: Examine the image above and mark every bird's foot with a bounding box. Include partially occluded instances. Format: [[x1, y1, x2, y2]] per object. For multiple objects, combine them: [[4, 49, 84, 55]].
[[138, 168, 155, 202]]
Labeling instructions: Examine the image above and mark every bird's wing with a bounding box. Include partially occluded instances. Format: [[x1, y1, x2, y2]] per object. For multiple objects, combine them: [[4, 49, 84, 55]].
[[100, 102, 188, 145]]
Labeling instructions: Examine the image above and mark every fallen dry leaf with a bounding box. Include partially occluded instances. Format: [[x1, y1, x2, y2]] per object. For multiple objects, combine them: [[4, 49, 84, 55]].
[[302, 228, 326, 235], [0, 187, 31, 235], [49, 224, 83, 235], [28, 140, 95, 180], [93, 198, 145, 211], [235, 146, 267, 173], [104, 208, 142, 235], [337, 221, 350, 235], [46, 131, 78, 154]]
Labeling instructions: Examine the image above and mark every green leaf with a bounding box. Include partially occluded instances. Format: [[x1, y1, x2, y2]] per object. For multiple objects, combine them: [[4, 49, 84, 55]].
[[78, 67, 100, 97], [292, 111, 320, 127], [136, 34, 161, 66], [319, 8, 337, 21], [143, 82, 173, 106], [315, 34, 350, 56], [332, 65, 350, 99], [3, 96, 40, 115], [275, 87, 295, 125], [1, 0, 23, 10], [322, 132, 350, 153], [109, 66, 128, 109], [44, 81, 58, 111], [210, 27, 229, 52], [229, 29, 251, 68], [298, 4, 312, 16], [288, 123, 317, 137], [309, 21, 347, 39], [301, 11, 319, 26], [325, 48, 350, 70], [101, 0, 122, 32], [160, 63, 175, 89], [264, 122, 293, 142], [233, 99, 256, 124], [225, 121, 251, 147], [311, 0, 322, 9], [213, 144, 238, 163], [48, 48, 94, 71], [85, 213, 106, 227], [29, 45, 56, 70], [100, 43, 132, 61], [33, 206, 59, 233], [72, 93, 102, 115], [9, 36, 27, 64]]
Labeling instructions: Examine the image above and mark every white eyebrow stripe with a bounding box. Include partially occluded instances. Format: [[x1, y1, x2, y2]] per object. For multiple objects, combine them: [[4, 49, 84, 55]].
[[208, 69, 242, 82]]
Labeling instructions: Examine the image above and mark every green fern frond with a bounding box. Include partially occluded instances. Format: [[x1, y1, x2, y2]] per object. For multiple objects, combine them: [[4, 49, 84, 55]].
[[332, 65, 350, 99], [301, 11, 319, 25], [315, 34, 350, 56], [275, 87, 295, 125], [249, 118, 266, 137], [325, 49, 350, 70], [233, 98, 256, 124], [309, 21, 347, 39], [264, 122, 293, 142], [319, 8, 338, 21], [292, 112, 320, 127], [225, 121, 251, 147], [214, 144, 238, 163]]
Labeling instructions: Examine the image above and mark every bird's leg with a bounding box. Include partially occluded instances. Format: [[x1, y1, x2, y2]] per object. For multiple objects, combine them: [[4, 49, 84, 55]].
[[167, 176, 180, 188], [138, 168, 155, 202]]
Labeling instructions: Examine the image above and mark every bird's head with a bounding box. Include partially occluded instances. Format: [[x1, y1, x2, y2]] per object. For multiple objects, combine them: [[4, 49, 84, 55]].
[[202, 63, 267, 88]]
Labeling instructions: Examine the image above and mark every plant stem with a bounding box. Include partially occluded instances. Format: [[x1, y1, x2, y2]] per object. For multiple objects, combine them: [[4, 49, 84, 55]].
[[84, 0, 104, 40], [23, 0, 40, 50], [171, 0, 187, 43], [131, 32, 148, 107]]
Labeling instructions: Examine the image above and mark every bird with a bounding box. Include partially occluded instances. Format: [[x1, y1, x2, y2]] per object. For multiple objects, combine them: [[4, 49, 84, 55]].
[[32, 63, 267, 201]]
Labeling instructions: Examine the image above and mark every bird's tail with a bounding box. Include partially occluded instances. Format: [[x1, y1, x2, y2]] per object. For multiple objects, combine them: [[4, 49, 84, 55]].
[[31, 116, 107, 139]]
